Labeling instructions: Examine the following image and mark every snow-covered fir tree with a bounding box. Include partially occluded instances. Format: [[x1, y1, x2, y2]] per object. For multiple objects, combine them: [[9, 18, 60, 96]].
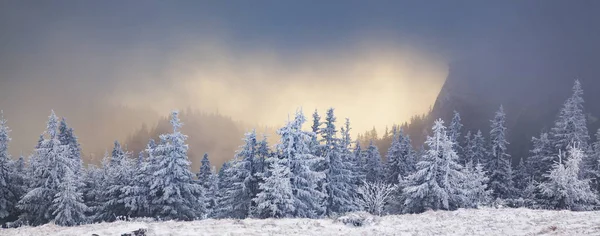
[[197, 153, 212, 190], [364, 140, 383, 183], [539, 146, 597, 210], [52, 170, 87, 226], [384, 128, 415, 185], [320, 109, 355, 215], [145, 111, 205, 220], [340, 118, 361, 199], [0, 111, 19, 223], [353, 140, 366, 185], [214, 161, 234, 218], [403, 119, 468, 213], [310, 109, 323, 157], [58, 118, 82, 176], [513, 157, 529, 192], [253, 156, 295, 218], [526, 132, 554, 183], [487, 105, 514, 199], [470, 130, 487, 165], [81, 164, 104, 219], [462, 131, 473, 165], [277, 110, 326, 218], [449, 111, 463, 156], [18, 111, 73, 226], [221, 130, 262, 219], [551, 80, 590, 154], [95, 141, 135, 221], [197, 153, 217, 216], [463, 162, 491, 208]]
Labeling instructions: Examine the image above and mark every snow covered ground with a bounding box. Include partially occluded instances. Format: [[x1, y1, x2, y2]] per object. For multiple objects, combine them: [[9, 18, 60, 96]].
[[4, 207, 600, 236]]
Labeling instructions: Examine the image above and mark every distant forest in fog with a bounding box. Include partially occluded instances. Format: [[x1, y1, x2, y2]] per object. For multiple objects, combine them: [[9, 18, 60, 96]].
[[124, 109, 277, 170]]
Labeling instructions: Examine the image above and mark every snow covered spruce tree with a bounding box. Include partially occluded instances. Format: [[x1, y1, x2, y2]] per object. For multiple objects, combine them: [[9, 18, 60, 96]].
[[403, 119, 468, 213], [52, 170, 87, 226], [197, 153, 218, 217], [463, 162, 491, 208], [550, 80, 590, 155], [526, 132, 554, 183], [320, 108, 355, 215], [58, 118, 82, 177], [144, 111, 205, 220], [513, 157, 529, 193], [384, 127, 415, 185], [352, 140, 366, 185], [539, 146, 597, 210], [254, 110, 326, 218], [464, 130, 487, 166], [449, 111, 463, 156], [364, 140, 383, 183], [18, 111, 75, 226], [95, 141, 135, 221], [340, 118, 362, 202], [486, 105, 514, 200], [81, 164, 104, 219], [214, 161, 234, 218], [220, 130, 264, 219], [254, 155, 295, 218], [310, 109, 323, 157], [0, 111, 22, 224]]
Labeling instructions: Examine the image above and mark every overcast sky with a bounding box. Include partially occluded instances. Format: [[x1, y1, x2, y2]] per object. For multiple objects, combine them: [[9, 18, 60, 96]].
[[0, 0, 598, 156]]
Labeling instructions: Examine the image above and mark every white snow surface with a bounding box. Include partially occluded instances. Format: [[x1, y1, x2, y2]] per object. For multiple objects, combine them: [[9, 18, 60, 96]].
[[4, 208, 600, 236]]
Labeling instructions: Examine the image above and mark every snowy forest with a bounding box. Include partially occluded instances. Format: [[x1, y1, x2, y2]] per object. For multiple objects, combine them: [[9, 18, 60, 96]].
[[0, 80, 599, 228]]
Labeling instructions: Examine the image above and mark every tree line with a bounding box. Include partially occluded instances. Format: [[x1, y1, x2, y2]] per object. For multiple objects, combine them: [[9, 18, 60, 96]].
[[0, 80, 598, 227]]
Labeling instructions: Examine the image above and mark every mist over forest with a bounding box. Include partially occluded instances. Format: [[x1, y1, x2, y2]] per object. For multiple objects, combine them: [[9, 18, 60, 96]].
[[2, 0, 600, 233]]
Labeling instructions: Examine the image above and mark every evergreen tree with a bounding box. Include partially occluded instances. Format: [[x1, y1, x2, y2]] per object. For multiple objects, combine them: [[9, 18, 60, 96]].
[[95, 141, 134, 221], [197, 153, 212, 189], [18, 111, 72, 226], [385, 128, 416, 185], [364, 140, 383, 183], [353, 140, 366, 185], [463, 162, 491, 207], [513, 157, 529, 192], [0, 111, 19, 223], [471, 130, 487, 166], [551, 80, 590, 154], [340, 118, 361, 198], [449, 111, 463, 156], [319, 108, 354, 215], [253, 156, 295, 218], [487, 105, 514, 199], [204, 166, 219, 218], [278, 110, 326, 218], [403, 119, 467, 213], [58, 118, 82, 176], [526, 132, 554, 183], [221, 130, 261, 219], [462, 131, 473, 165], [52, 170, 87, 226], [214, 161, 233, 218], [145, 111, 205, 220], [539, 146, 597, 210], [310, 109, 323, 157], [81, 165, 104, 219]]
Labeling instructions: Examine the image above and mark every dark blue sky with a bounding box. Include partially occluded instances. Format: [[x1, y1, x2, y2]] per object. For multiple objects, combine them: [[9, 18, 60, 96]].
[[0, 0, 599, 157]]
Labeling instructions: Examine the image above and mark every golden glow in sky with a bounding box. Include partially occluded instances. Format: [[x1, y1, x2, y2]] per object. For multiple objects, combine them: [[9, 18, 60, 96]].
[[113, 38, 448, 137]]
